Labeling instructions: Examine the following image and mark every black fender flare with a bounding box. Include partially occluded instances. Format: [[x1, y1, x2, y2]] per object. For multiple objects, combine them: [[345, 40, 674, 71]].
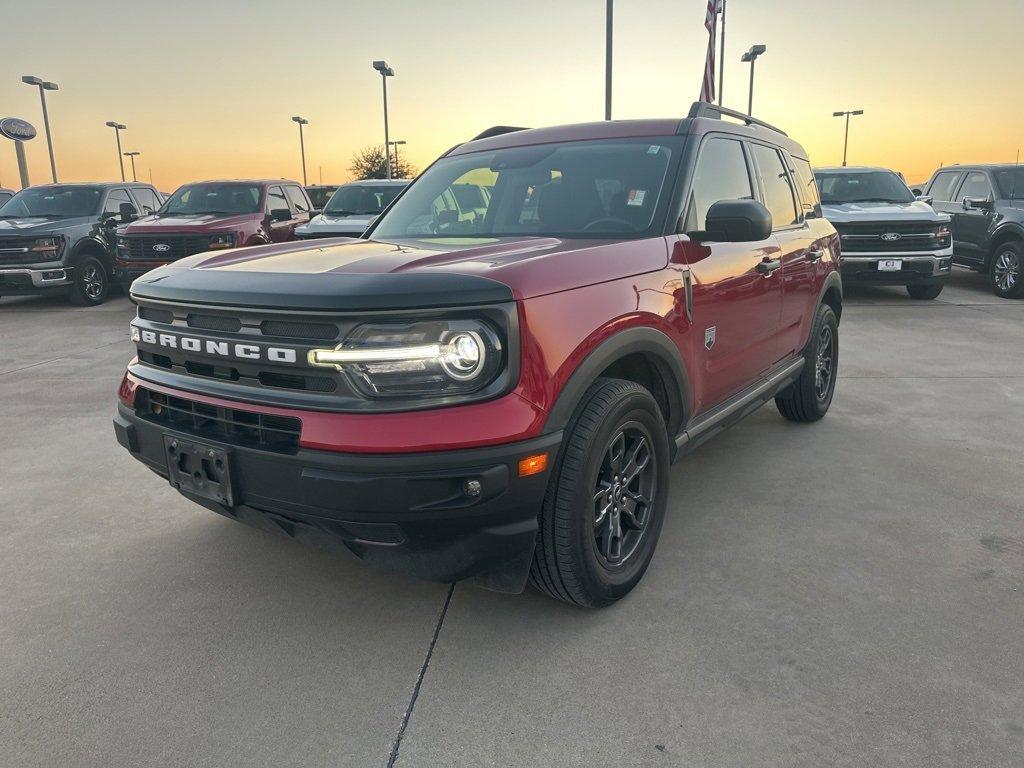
[[988, 222, 1024, 264], [543, 326, 691, 441], [69, 235, 112, 267], [817, 269, 843, 320]]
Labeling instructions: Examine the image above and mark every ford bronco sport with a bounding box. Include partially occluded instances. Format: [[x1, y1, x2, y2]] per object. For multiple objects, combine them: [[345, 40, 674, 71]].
[[0, 182, 163, 305], [114, 103, 842, 607]]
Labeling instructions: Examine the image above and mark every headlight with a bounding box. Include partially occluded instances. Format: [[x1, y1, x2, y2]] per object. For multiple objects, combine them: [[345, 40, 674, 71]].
[[308, 319, 504, 398], [30, 236, 62, 255], [208, 233, 236, 249]]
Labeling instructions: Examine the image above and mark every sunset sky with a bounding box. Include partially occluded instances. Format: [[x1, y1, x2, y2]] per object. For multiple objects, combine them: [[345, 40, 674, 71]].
[[2, 0, 1021, 192]]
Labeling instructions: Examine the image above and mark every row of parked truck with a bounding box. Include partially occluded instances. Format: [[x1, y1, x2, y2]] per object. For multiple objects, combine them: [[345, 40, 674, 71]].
[[1, 159, 1022, 306]]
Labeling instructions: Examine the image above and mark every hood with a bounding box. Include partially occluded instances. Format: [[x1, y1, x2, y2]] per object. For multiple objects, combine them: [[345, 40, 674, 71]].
[[123, 212, 259, 233], [0, 215, 93, 234], [297, 213, 374, 234], [821, 200, 948, 223], [130, 235, 669, 311]]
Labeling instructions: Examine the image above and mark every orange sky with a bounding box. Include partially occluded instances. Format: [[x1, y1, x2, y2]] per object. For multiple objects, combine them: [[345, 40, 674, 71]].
[[2, 0, 1021, 191]]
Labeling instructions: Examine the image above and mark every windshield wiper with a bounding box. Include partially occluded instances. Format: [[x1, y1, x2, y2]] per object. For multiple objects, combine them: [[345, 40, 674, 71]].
[[325, 210, 359, 216]]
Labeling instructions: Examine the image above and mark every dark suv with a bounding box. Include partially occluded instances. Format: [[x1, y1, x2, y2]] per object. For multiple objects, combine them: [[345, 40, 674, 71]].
[[115, 180, 312, 286], [113, 103, 842, 607], [0, 182, 163, 305], [917, 164, 1024, 298]]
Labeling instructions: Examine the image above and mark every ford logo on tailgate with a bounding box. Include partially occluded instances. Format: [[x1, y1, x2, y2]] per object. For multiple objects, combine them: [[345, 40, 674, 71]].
[[880, 232, 902, 242], [152, 243, 171, 252]]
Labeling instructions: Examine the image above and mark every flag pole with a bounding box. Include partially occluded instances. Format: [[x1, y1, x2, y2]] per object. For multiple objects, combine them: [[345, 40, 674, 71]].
[[718, 0, 726, 106]]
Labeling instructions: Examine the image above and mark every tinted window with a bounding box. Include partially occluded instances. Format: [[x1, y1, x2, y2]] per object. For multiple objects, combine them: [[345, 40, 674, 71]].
[[791, 158, 820, 215], [957, 172, 992, 201], [265, 186, 289, 215], [684, 137, 753, 231], [103, 188, 133, 215], [162, 183, 261, 214], [750, 144, 798, 228], [994, 168, 1024, 199], [306, 186, 338, 209], [284, 185, 310, 213], [814, 170, 913, 204], [325, 183, 407, 216], [0, 185, 103, 218], [0, 192, 12, 205], [928, 171, 962, 202], [373, 138, 676, 239], [131, 187, 160, 213]]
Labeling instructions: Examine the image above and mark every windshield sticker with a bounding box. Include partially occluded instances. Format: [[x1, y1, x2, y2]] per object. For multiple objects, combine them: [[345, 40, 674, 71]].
[[647, 145, 661, 154], [626, 189, 647, 207]]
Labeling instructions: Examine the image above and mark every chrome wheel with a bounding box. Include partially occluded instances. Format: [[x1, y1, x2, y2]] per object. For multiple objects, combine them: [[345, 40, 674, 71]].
[[994, 249, 1020, 293], [815, 325, 834, 401], [593, 424, 656, 567], [81, 263, 105, 300]]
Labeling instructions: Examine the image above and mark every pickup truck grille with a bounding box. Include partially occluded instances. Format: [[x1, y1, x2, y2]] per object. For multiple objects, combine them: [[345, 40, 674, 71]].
[[834, 222, 949, 253], [119, 234, 213, 261], [0, 237, 60, 265]]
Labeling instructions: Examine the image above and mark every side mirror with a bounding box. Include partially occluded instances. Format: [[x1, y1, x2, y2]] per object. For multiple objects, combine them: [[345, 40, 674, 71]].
[[911, 187, 923, 196], [699, 199, 773, 242], [119, 202, 138, 222], [269, 207, 292, 222], [963, 196, 994, 212]]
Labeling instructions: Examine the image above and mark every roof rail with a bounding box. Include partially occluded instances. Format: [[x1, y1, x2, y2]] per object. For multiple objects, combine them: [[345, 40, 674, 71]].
[[471, 125, 530, 141], [686, 101, 788, 137]]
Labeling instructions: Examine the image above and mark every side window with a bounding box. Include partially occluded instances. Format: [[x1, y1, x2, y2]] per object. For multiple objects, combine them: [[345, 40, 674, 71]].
[[927, 171, 962, 202], [750, 143, 799, 229], [131, 187, 159, 214], [265, 186, 289, 215], [683, 137, 753, 232], [957, 172, 993, 201], [284, 185, 310, 213], [790, 157, 820, 217], [102, 188, 132, 216]]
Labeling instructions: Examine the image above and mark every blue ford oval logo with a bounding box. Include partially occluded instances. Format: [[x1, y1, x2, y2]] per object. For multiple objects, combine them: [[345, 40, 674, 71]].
[[880, 232, 901, 242], [152, 243, 171, 252], [0, 117, 37, 142]]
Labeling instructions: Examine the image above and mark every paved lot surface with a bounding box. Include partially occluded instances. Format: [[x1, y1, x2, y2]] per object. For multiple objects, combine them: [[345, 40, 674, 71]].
[[2, 269, 1022, 767]]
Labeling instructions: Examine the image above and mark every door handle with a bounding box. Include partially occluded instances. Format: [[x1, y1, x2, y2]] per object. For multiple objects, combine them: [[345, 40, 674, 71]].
[[756, 257, 783, 275], [806, 249, 824, 263]]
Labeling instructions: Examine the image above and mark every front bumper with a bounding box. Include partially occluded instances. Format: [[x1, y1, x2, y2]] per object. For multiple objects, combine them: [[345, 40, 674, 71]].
[[0, 266, 73, 294], [840, 248, 953, 286], [114, 402, 561, 592], [115, 259, 169, 285]]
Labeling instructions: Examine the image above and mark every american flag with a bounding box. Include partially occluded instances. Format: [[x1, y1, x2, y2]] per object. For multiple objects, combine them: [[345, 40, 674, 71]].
[[700, 0, 722, 102]]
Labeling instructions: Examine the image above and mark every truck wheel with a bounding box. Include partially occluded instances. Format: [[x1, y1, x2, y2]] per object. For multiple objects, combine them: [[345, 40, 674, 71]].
[[991, 241, 1024, 299], [775, 302, 838, 423], [69, 256, 110, 306], [906, 283, 943, 300], [529, 378, 669, 607]]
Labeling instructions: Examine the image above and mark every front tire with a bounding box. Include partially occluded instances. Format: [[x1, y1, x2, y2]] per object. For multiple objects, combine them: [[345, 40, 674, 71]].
[[529, 378, 670, 607], [991, 241, 1024, 299], [906, 283, 944, 300], [775, 302, 838, 423], [69, 256, 110, 306]]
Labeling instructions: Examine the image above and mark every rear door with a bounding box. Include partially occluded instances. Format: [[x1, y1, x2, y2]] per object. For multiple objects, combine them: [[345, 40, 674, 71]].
[[264, 185, 292, 242], [950, 170, 995, 264], [679, 135, 784, 410]]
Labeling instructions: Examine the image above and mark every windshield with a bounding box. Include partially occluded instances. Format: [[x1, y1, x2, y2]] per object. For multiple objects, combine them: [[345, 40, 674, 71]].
[[0, 185, 103, 218], [814, 171, 914, 204], [994, 168, 1024, 199], [160, 183, 261, 215], [325, 184, 406, 216], [306, 186, 338, 209], [371, 138, 676, 239]]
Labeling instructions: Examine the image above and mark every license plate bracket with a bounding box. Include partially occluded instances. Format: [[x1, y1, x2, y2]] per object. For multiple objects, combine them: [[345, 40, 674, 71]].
[[164, 435, 234, 507], [878, 259, 903, 272]]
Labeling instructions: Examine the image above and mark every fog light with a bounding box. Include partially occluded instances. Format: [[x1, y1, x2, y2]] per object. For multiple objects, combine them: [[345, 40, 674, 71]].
[[518, 453, 548, 477], [41, 270, 64, 280], [463, 479, 482, 498], [130, 326, 141, 342]]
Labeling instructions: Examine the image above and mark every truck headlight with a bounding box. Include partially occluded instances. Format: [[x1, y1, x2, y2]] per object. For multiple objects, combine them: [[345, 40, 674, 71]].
[[208, 233, 236, 249], [308, 319, 504, 397], [30, 236, 62, 256]]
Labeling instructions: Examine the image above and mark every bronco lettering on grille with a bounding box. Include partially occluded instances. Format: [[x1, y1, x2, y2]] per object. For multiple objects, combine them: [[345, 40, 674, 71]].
[[136, 328, 298, 364]]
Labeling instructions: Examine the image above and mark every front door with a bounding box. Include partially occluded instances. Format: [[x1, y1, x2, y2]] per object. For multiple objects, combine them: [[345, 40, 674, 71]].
[[265, 185, 293, 242], [926, 170, 967, 261], [951, 170, 995, 265]]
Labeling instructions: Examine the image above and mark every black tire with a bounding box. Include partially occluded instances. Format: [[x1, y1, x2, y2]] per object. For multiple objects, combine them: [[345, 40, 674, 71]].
[[69, 256, 109, 306], [990, 240, 1024, 299], [529, 378, 670, 607], [775, 303, 838, 423], [906, 283, 943, 300]]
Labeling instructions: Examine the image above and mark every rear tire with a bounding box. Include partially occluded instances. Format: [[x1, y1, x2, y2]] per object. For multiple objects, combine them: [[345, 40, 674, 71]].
[[69, 256, 110, 306], [906, 283, 943, 300], [775, 303, 838, 423], [529, 378, 670, 607], [991, 241, 1024, 299]]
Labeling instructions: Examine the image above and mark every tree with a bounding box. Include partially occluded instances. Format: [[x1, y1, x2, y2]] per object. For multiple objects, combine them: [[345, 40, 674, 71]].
[[349, 145, 417, 180]]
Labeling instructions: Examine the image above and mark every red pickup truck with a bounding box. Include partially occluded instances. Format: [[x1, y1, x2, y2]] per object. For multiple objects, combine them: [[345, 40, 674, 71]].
[[114, 179, 312, 286], [114, 104, 841, 606]]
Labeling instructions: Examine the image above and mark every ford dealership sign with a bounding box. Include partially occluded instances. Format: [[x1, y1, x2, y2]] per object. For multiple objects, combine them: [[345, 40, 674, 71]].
[[0, 118, 37, 142]]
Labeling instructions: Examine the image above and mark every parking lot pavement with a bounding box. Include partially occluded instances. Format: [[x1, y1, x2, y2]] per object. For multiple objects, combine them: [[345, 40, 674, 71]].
[[2, 268, 1022, 767]]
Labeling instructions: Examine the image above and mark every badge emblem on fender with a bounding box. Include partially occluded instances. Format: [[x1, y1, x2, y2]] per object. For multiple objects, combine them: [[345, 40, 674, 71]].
[[705, 326, 716, 350]]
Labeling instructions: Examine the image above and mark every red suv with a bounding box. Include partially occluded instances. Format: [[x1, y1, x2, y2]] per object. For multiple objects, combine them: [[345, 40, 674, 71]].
[[114, 179, 312, 285], [114, 104, 841, 607]]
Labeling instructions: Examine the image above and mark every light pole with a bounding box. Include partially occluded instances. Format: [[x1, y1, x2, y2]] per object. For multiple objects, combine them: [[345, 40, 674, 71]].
[[388, 140, 406, 177], [123, 151, 140, 182], [105, 121, 127, 181], [605, 0, 613, 120], [372, 60, 395, 179], [833, 109, 864, 167], [740, 45, 766, 116], [21, 76, 59, 182], [292, 116, 309, 185]]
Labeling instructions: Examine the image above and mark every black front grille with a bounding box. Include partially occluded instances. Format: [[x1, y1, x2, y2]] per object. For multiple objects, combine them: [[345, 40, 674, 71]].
[[834, 222, 948, 253], [135, 387, 301, 454], [120, 234, 212, 261], [260, 320, 338, 340], [0, 237, 60, 265], [138, 306, 173, 324], [187, 313, 242, 332]]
